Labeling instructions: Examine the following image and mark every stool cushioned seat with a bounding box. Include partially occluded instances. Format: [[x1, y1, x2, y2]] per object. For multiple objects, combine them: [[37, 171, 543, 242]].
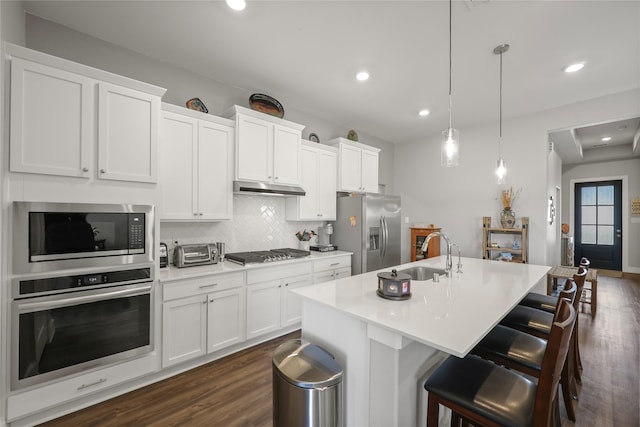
[[424, 355, 536, 427], [472, 324, 546, 374], [500, 305, 553, 338], [519, 292, 558, 313]]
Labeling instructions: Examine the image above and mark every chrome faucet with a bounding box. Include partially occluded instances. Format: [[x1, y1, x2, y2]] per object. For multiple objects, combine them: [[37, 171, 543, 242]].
[[421, 231, 453, 277]]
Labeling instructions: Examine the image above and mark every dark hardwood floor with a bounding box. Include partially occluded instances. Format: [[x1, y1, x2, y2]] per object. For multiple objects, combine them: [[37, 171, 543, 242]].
[[41, 274, 639, 427]]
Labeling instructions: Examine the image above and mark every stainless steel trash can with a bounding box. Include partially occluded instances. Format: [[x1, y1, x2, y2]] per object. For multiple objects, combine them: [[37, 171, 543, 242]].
[[272, 339, 343, 427]]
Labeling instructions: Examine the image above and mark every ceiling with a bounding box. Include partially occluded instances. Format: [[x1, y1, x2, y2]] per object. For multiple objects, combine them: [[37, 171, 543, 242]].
[[21, 1, 640, 164]]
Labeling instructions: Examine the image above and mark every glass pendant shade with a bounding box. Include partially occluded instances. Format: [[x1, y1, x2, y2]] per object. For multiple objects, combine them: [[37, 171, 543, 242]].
[[441, 127, 460, 167], [495, 157, 507, 184]]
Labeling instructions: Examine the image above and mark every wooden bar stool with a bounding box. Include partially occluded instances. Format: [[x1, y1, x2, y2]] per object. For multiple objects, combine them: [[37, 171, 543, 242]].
[[500, 269, 585, 400], [471, 280, 578, 421], [424, 299, 576, 427], [511, 266, 587, 386]]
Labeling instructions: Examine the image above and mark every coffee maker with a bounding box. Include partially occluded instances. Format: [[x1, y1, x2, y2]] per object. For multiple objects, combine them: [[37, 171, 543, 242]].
[[311, 224, 337, 252]]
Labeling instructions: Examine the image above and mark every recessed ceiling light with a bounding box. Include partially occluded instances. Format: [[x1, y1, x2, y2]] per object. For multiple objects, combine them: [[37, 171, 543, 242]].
[[356, 71, 370, 81], [226, 0, 246, 11], [418, 109, 430, 117], [563, 62, 585, 73], [601, 136, 612, 142]]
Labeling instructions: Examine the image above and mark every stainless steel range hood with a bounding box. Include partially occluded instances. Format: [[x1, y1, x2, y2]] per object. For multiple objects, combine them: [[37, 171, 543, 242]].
[[233, 180, 305, 197]]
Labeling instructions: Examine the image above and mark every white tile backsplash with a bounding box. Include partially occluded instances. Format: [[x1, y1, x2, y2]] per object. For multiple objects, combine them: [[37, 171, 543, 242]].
[[160, 195, 323, 253]]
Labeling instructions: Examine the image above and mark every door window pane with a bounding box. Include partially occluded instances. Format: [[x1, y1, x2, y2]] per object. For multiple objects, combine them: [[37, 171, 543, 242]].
[[598, 185, 614, 205], [598, 206, 614, 225], [597, 225, 614, 245], [581, 225, 596, 244], [581, 187, 596, 205], [581, 206, 596, 224]]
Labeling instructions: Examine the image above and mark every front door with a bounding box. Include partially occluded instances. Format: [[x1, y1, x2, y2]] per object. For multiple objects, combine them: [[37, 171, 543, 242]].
[[574, 180, 622, 270]]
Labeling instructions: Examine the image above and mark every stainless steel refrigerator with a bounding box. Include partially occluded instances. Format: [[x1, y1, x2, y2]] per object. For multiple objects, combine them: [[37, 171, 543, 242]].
[[331, 193, 401, 275]]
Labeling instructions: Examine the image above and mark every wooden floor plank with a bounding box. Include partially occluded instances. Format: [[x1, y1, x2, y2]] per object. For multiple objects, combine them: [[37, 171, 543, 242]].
[[40, 275, 639, 427]]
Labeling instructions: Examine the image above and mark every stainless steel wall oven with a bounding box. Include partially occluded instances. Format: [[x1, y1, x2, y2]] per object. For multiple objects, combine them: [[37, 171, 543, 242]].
[[10, 201, 156, 390], [11, 266, 154, 390]]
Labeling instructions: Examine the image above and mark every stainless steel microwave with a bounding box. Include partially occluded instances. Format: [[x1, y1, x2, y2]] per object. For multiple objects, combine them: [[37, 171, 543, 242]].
[[12, 202, 154, 274]]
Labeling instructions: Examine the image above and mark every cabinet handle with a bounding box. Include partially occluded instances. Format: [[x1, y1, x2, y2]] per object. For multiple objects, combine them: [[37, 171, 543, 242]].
[[330, 263, 339, 266], [278, 285, 282, 288], [199, 284, 218, 289], [82, 167, 89, 172], [210, 298, 215, 303], [77, 378, 107, 391], [100, 169, 106, 174], [317, 213, 323, 217], [268, 176, 272, 179]]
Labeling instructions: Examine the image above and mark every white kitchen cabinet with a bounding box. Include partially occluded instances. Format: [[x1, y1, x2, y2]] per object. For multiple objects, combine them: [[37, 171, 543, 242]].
[[233, 105, 305, 186], [8, 46, 165, 183], [10, 58, 93, 178], [245, 279, 282, 339], [285, 142, 338, 221], [97, 82, 160, 183], [207, 287, 245, 353], [162, 294, 207, 367], [7, 353, 156, 422], [281, 274, 313, 326], [312, 255, 352, 284], [160, 105, 234, 221], [162, 272, 245, 367], [327, 137, 380, 193], [245, 262, 312, 339]]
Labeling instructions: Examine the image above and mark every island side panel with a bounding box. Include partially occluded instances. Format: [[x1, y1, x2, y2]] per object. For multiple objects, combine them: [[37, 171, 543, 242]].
[[301, 299, 371, 427]]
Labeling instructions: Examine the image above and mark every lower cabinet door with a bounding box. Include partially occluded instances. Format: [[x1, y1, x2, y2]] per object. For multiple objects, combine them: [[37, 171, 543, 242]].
[[207, 288, 245, 353], [246, 280, 282, 340], [281, 275, 311, 327], [162, 295, 207, 367]]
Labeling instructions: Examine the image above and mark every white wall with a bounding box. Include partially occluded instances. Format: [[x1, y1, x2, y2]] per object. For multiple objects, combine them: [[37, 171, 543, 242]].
[[395, 116, 549, 265], [395, 88, 640, 267]]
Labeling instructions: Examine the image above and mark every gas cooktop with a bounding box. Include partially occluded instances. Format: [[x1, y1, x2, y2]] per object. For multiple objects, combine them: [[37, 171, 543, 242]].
[[225, 248, 311, 265]]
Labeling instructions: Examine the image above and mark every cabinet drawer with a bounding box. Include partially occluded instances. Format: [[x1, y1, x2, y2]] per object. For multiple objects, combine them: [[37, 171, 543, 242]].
[[163, 272, 244, 301], [313, 256, 351, 273], [246, 262, 312, 285], [7, 353, 156, 421]]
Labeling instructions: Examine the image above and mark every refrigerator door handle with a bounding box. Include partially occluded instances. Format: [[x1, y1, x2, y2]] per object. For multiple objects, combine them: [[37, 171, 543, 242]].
[[381, 216, 388, 260], [379, 216, 385, 261]]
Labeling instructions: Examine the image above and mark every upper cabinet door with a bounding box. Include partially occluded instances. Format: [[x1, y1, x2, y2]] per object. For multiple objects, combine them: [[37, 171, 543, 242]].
[[98, 82, 159, 183], [159, 111, 198, 220], [272, 124, 301, 185], [360, 149, 379, 193], [10, 58, 94, 178], [198, 121, 233, 220], [236, 114, 272, 182], [339, 143, 362, 192]]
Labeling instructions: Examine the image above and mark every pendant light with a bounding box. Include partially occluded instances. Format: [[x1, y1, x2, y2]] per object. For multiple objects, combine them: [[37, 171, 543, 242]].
[[441, 0, 459, 167], [493, 43, 509, 184]]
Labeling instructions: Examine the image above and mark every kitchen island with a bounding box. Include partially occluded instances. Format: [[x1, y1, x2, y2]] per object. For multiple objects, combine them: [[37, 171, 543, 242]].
[[292, 256, 550, 427]]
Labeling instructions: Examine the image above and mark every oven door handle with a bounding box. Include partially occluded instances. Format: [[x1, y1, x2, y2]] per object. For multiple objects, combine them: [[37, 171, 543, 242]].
[[17, 285, 152, 312]]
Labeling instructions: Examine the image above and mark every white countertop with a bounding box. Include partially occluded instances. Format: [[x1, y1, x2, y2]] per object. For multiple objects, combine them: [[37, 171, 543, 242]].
[[292, 256, 551, 357], [158, 250, 352, 283]]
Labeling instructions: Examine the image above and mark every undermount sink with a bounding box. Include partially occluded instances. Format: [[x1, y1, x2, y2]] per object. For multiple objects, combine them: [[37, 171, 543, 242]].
[[398, 266, 447, 281]]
